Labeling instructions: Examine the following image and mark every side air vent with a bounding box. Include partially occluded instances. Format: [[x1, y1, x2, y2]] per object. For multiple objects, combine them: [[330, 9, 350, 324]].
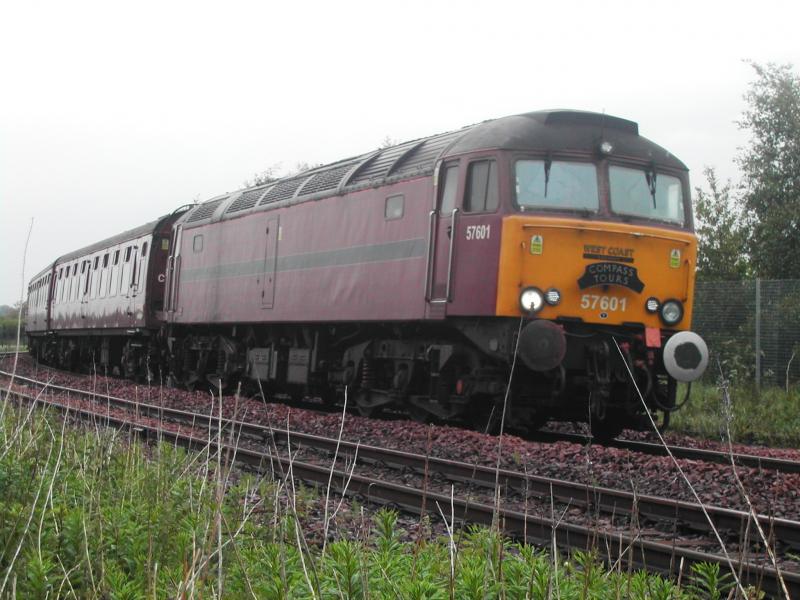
[[259, 176, 311, 205], [226, 187, 268, 214], [186, 197, 227, 223]]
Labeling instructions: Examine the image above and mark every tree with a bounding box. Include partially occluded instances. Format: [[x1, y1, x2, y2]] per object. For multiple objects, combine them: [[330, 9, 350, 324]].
[[694, 167, 751, 281], [242, 161, 322, 188], [0, 301, 25, 344], [379, 135, 397, 149], [243, 165, 281, 188], [737, 62, 800, 278]]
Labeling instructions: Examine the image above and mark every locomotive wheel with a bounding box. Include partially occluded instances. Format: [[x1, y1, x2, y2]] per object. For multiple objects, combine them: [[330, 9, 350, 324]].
[[590, 410, 625, 442], [354, 390, 384, 418], [526, 414, 549, 433], [406, 401, 431, 424], [356, 403, 383, 418], [468, 396, 503, 434]]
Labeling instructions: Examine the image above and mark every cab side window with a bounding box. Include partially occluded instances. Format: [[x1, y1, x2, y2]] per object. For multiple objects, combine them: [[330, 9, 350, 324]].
[[439, 163, 459, 215], [465, 160, 498, 213]]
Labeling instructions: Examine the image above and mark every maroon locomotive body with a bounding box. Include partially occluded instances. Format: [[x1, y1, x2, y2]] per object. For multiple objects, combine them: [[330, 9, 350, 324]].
[[27, 110, 709, 436]]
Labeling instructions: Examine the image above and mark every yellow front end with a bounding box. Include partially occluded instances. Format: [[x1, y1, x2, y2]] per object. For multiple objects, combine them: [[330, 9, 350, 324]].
[[496, 215, 698, 330]]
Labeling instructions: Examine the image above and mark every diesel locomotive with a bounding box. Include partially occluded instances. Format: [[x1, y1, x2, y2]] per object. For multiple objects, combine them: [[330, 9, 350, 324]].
[[26, 110, 708, 438]]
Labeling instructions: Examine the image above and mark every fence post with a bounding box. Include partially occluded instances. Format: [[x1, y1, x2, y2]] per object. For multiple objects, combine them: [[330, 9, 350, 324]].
[[755, 278, 761, 391]]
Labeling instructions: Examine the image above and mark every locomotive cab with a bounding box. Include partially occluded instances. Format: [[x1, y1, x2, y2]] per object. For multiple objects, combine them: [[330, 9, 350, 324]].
[[427, 111, 709, 436]]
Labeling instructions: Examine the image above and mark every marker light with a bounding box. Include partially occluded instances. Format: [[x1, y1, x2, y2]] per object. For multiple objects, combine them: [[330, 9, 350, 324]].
[[545, 288, 561, 306], [645, 297, 660, 313]]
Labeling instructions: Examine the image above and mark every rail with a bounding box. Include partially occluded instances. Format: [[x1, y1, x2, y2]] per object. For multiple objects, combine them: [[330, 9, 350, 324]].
[[3, 384, 797, 598]]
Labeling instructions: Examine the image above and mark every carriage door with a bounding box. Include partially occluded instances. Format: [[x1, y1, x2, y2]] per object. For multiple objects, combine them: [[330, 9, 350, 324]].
[[79, 260, 90, 319], [428, 161, 460, 308], [261, 216, 279, 308]]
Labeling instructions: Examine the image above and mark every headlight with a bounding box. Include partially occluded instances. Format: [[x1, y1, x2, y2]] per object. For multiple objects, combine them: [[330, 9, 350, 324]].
[[545, 288, 561, 306], [520, 287, 544, 313], [645, 297, 660, 313], [660, 299, 684, 325]]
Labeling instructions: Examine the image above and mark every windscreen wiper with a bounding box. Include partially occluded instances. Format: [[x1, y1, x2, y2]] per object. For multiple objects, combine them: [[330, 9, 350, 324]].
[[645, 164, 657, 208], [544, 154, 552, 198]]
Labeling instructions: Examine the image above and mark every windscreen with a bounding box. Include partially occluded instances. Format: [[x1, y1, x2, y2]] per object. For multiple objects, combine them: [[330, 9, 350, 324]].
[[609, 166, 685, 225], [515, 160, 599, 211]]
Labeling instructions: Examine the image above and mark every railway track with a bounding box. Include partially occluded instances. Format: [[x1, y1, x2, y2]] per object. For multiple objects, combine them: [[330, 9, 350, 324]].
[[532, 429, 800, 475], [2, 370, 799, 597], [3, 361, 799, 476], [6, 369, 799, 548]]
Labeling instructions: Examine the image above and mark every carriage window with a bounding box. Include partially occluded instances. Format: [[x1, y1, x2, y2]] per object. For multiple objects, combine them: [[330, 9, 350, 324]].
[[465, 160, 498, 212], [125, 246, 133, 262], [103, 254, 109, 268], [439, 164, 459, 214], [141, 242, 148, 256], [93, 256, 99, 270], [385, 195, 404, 220], [515, 160, 598, 211], [193, 235, 204, 253], [113, 250, 120, 265]]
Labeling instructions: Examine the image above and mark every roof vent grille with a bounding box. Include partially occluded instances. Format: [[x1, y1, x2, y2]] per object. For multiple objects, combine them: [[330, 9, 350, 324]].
[[226, 188, 268, 214], [259, 176, 310, 205], [393, 130, 463, 176], [186, 197, 227, 223], [299, 163, 356, 196]]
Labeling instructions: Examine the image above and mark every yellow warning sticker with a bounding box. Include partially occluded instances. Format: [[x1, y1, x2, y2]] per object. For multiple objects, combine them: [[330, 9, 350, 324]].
[[530, 235, 543, 255], [669, 249, 681, 268]]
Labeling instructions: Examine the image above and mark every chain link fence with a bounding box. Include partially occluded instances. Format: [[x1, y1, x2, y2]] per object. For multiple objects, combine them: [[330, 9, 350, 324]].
[[692, 279, 800, 388]]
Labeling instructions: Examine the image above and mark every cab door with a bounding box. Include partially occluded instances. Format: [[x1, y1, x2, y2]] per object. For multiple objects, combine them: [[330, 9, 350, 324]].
[[429, 159, 499, 311], [428, 161, 460, 310]]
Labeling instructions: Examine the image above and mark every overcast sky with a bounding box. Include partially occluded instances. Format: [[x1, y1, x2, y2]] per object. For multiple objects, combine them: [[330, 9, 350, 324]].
[[2, 0, 798, 306]]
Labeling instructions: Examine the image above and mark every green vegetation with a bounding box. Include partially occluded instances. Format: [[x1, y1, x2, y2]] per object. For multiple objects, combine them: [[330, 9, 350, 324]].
[[672, 381, 800, 447], [695, 61, 800, 282], [0, 403, 741, 599], [0, 304, 24, 350]]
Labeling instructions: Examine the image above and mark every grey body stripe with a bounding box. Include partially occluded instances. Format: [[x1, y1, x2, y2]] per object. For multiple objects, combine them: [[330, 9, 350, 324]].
[[180, 237, 427, 283]]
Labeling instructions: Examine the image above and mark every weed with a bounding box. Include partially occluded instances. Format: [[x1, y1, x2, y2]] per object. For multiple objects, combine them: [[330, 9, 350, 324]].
[[673, 381, 800, 446]]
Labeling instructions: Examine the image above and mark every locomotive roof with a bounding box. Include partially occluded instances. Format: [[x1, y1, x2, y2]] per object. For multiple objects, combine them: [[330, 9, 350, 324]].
[[182, 109, 687, 226]]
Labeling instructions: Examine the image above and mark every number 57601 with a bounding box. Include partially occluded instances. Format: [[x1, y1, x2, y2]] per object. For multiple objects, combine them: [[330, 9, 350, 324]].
[[580, 294, 627, 312]]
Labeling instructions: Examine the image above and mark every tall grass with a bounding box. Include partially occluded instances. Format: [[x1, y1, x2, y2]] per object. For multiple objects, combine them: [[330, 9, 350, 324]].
[[0, 403, 741, 599], [672, 381, 800, 446]]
